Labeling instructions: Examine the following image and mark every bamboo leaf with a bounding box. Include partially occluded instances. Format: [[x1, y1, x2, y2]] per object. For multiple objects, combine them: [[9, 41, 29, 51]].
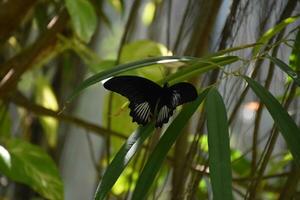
[[67, 56, 195, 102], [253, 15, 300, 55], [131, 89, 209, 200], [244, 76, 300, 164], [266, 55, 300, 87], [289, 30, 300, 71], [166, 56, 238, 85], [205, 88, 233, 200], [94, 124, 155, 200]]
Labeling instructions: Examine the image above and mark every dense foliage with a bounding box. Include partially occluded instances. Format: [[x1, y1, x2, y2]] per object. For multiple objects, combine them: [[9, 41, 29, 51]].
[[0, 0, 300, 199]]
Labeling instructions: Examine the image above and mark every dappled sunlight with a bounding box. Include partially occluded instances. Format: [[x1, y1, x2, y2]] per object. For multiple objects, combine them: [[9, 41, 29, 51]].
[[0, 145, 11, 168], [242, 101, 260, 121]]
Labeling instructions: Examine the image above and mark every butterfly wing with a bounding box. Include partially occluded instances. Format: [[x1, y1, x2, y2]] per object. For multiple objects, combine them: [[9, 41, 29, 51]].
[[155, 104, 175, 127], [103, 76, 162, 125], [155, 82, 197, 127], [168, 82, 198, 107]]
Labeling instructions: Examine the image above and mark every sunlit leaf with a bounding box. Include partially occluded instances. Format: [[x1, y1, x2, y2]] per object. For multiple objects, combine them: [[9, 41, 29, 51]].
[[35, 76, 58, 147], [289, 30, 300, 71], [231, 150, 250, 176], [120, 40, 169, 80], [205, 88, 233, 200], [0, 139, 63, 200], [94, 124, 155, 200], [131, 89, 209, 200], [253, 15, 300, 55], [65, 0, 97, 42], [244, 76, 300, 164], [142, 2, 156, 26], [108, 0, 124, 13]]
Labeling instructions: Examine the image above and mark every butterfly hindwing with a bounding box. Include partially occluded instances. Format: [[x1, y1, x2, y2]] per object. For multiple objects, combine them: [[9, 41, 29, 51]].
[[155, 105, 174, 128], [168, 82, 198, 107], [129, 101, 153, 125], [154, 82, 197, 127]]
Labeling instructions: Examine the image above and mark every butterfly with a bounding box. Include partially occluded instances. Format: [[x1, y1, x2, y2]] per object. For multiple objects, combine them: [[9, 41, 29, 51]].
[[103, 75, 197, 128]]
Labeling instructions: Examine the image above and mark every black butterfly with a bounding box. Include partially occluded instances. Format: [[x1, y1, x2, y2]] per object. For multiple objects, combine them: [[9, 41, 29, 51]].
[[103, 76, 197, 127]]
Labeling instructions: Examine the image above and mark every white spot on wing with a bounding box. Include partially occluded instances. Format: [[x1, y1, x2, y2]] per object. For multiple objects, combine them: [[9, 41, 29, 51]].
[[157, 105, 169, 123], [172, 92, 181, 107], [134, 102, 150, 122]]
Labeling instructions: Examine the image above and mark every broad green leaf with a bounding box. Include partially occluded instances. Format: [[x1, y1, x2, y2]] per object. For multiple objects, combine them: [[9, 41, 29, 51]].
[[120, 40, 168, 63], [65, 0, 97, 43], [266, 55, 300, 87], [166, 56, 239, 85], [67, 56, 195, 102], [244, 76, 300, 164], [35, 76, 58, 147], [120, 40, 168, 81], [103, 93, 136, 136], [205, 88, 233, 200], [0, 139, 63, 200], [253, 15, 300, 55], [290, 30, 300, 71], [131, 89, 209, 200], [94, 124, 155, 200], [108, 0, 124, 13]]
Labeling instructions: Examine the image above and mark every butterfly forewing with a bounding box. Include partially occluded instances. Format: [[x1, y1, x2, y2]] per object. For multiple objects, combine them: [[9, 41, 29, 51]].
[[103, 76, 161, 102]]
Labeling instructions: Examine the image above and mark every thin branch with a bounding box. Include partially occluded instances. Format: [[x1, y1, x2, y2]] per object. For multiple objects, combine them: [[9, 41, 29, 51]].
[[5, 91, 127, 140]]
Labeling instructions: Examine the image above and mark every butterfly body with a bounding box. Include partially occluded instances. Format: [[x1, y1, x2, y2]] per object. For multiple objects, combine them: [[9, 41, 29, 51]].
[[103, 76, 197, 127]]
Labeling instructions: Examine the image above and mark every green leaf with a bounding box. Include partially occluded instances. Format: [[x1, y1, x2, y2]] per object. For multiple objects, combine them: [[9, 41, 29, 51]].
[[0, 139, 63, 200], [142, 2, 156, 26], [66, 56, 195, 102], [65, 0, 97, 43], [131, 89, 209, 200], [94, 124, 155, 200], [166, 56, 239, 85], [120, 40, 169, 81], [253, 15, 300, 55], [205, 88, 233, 200], [266, 55, 300, 87], [289, 30, 300, 71], [243, 76, 300, 164], [35, 76, 59, 147], [102, 93, 137, 136]]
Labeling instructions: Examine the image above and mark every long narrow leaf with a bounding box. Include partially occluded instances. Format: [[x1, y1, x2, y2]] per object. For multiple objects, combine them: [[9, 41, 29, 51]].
[[244, 76, 300, 164], [94, 124, 155, 200], [67, 56, 195, 102], [166, 56, 239, 84], [131, 89, 209, 200], [205, 88, 233, 200], [253, 15, 300, 55], [267, 55, 300, 87]]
